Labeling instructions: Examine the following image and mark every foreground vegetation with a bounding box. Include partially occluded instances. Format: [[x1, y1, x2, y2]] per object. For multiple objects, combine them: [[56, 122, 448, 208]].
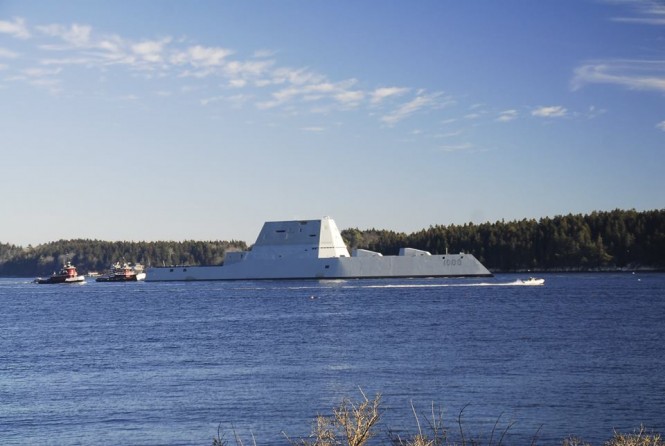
[[213, 393, 662, 446], [1, 209, 664, 276]]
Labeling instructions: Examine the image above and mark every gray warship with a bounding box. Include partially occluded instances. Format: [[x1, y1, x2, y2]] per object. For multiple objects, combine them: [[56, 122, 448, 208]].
[[146, 217, 492, 281]]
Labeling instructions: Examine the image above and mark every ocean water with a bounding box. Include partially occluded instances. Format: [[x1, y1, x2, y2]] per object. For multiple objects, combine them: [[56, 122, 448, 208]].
[[1, 273, 664, 445]]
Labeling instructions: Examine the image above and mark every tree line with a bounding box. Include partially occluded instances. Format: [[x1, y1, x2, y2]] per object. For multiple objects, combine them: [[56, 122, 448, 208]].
[[1, 209, 663, 277], [341, 208, 665, 272], [0, 239, 247, 277]]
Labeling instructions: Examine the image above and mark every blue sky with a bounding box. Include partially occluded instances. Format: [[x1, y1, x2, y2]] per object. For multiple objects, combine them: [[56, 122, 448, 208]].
[[1, 0, 664, 246]]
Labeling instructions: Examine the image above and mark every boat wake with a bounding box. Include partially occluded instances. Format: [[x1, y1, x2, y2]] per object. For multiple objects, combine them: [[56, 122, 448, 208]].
[[231, 278, 545, 292], [362, 279, 544, 289], [261, 279, 545, 291]]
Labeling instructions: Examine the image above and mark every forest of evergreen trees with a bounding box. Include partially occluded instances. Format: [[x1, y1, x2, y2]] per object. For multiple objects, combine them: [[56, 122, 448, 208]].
[[1, 209, 663, 277], [342, 209, 665, 272], [0, 239, 247, 277]]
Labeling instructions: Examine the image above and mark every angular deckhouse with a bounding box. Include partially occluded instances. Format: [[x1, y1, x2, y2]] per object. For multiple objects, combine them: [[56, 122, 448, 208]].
[[146, 217, 493, 281]]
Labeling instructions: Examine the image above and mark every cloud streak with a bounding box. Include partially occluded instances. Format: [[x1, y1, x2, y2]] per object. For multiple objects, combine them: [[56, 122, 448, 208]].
[[608, 0, 665, 25], [370, 86, 409, 104], [440, 142, 474, 153], [532, 106, 567, 118], [381, 92, 446, 125], [572, 59, 665, 93], [1, 17, 463, 127], [37, 23, 92, 47], [0, 18, 30, 39], [496, 109, 518, 122], [1, 16, 593, 142], [573, 2, 665, 97], [0, 47, 19, 59]]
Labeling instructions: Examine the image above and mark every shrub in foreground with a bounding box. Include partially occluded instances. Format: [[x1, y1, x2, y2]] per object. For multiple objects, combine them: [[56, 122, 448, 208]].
[[212, 393, 662, 446]]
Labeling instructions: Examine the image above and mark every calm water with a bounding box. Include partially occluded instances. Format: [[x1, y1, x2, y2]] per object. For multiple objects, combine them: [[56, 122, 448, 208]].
[[1, 273, 664, 445]]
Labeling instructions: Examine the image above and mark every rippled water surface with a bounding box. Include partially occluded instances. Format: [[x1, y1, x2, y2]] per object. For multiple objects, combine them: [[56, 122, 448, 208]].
[[1, 273, 664, 445]]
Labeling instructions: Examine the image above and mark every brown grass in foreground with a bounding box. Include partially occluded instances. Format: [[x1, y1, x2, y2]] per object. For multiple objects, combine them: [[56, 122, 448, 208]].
[[212, 392, 662, 446]]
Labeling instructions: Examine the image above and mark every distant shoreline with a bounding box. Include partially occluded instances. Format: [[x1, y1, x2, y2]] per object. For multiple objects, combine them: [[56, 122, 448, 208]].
[[4, 269, 664, 279], [491, 267, 665, 274]]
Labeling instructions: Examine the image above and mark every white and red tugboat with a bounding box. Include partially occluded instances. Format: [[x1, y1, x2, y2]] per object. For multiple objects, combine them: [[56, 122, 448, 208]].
[[96, 262, 146, 282], [35, 262, 86, 284]]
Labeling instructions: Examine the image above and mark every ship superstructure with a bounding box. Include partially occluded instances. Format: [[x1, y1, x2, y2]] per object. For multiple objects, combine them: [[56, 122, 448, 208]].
[[146, 217, 492, 281]]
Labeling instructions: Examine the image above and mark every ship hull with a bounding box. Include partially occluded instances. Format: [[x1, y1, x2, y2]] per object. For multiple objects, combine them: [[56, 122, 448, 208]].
[[36, 276, 86, 284], [146, 253, 492, 282], [95, 273, 146, 282]]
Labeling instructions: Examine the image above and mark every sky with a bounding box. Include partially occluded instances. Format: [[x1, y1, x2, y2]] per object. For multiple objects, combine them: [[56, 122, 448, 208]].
[[1, 0, 664, 246]]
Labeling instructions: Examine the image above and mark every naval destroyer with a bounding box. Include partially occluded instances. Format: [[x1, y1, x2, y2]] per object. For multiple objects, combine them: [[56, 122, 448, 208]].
[[145, 217, 492, 281]]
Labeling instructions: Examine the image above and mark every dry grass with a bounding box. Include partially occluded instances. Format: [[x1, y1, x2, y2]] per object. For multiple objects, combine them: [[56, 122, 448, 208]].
[[563, 426, 663, 446], [289, 390, 382, 446], [605, 426, 663, 446], [388, 402, 521, 446], [212, 395, 662, 446], [388, 401, 447, 446]]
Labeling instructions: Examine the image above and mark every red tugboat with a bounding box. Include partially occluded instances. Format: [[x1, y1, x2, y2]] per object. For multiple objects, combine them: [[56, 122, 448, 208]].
[[35, 262, 86, 284], [96, 262, 146, 282]]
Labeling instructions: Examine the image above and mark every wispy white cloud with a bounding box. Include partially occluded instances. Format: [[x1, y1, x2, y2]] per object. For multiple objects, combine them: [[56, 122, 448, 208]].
[[170, 45, 233, 68], [201, 93, 253, 108], [608, 0, 665, 25], [228, 78, 247, 88], [381, 92, 444, 125], [258, 77, 360, 110], [26, 77, 62, 92], [270, 67, 326, 87], [97, 36, 123, 54], [132, 38, 171, 63], [222, 59, 274, 88], [200, 95, 224, 106], [3, 17, 463, 129], [224, 60, 272, 77], [370, 86, 409, 104], [657, 120, 665, 131], [5, 65, 63, 93], [496, 109, 518, 122], [572, 59, 665, 93], [585, 105, 607, 119], [434, 129, 463, 138], [0, 18, 31, 39], [177, 67, 216, 79], [335, 90, 364, 106], [0, 16, 545, 137], [37, 23, 92, 48], [23, 67, 62, 77], [115, 94, 139, 102], [0, 47, 19, 59], [440, 142, 474, 152], [40, 56, 99, 66], [463, 104, 489, 121], [301, 126, 326, 132], [227, 94, 252, 108], [572, 1, 665, 112], [532, 105, 567, 118]]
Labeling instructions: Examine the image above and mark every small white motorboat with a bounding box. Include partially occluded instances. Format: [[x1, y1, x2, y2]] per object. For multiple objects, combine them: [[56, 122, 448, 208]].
[[520, 277, 545, 286]]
